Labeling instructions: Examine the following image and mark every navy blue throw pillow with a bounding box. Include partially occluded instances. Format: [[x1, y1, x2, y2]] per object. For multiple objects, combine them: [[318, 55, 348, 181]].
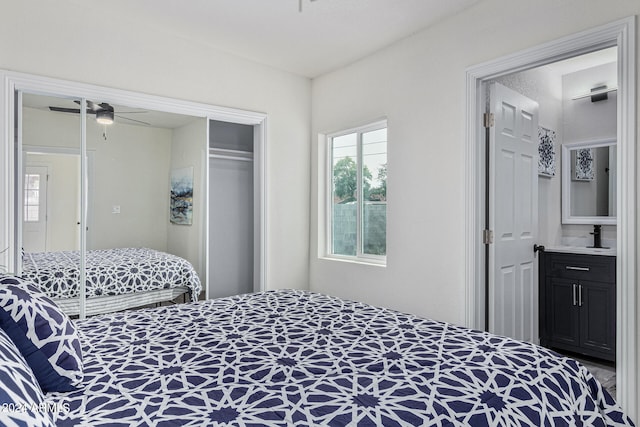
[[0, 275, 83, 392]]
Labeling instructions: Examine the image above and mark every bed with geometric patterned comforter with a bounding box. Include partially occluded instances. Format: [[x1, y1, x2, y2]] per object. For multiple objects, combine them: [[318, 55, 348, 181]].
[[45, 290, 634, 426], [22, 247, 201, 302]]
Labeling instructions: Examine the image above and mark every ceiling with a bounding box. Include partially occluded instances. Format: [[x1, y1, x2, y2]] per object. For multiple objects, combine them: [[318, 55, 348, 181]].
[[541, 47, 617, 78], [99, 0, 481, 78]]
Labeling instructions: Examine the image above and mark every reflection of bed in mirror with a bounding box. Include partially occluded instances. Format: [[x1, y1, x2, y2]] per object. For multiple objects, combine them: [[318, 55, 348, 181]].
[[21, 247, 201, 316], [18, 92, 207, 317]]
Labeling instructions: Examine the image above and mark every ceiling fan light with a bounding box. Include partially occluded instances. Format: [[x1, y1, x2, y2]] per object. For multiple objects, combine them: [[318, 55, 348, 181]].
[[96, 109, 114, 125]]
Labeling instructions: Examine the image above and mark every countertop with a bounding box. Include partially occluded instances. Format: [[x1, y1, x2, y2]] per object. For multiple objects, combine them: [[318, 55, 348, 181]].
[[544, 246, 616, 256]]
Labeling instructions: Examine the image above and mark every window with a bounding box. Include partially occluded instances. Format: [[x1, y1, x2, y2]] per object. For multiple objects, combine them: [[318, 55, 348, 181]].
[[24, 173, 41, 222], [329, 121, 387, 263]]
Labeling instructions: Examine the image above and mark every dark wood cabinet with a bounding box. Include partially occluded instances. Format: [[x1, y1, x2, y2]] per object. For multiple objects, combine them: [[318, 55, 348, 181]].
[[539, 251, 615, 361]]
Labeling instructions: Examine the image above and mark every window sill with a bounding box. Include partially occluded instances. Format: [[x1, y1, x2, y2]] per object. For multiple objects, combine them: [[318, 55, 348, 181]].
[[320, 255, 386, 268]]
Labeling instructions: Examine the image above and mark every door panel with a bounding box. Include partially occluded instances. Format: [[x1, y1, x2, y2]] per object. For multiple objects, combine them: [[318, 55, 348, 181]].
[[489, 82, 539, 343], [580, 280, 615, 355], [495, 149, 515, 239], [547, 277, 580, 347]]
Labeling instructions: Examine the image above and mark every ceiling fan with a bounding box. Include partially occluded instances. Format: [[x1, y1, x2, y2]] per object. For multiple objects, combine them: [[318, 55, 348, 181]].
[[48, 100, 150, 126]]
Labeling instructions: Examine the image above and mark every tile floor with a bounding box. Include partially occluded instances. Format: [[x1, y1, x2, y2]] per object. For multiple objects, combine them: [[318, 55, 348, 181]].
[[571, 355, 616, 399]]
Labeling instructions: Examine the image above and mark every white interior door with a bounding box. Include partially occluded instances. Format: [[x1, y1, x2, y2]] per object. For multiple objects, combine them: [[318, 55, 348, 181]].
[[22, 166, 48, 252], [489, 82, 539, 343]]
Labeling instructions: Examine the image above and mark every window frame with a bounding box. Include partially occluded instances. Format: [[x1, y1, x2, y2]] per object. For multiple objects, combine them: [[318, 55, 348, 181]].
[[326, 119, 387, 265], [23, 172, 42, 223]]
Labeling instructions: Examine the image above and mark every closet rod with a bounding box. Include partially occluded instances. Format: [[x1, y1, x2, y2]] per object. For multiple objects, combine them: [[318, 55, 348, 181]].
[[209, 154, 253, 162]]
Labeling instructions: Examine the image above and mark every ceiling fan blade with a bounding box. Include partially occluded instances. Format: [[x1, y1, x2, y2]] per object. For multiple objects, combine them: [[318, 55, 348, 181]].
[[49, 106, 97, 115], [73, 99, 102, 112], [49, 106, 81, 114], [115, 114, 151, 126]]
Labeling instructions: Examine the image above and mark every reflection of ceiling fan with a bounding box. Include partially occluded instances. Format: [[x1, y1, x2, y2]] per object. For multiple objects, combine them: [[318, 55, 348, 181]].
[[48, 100, 150, 126]]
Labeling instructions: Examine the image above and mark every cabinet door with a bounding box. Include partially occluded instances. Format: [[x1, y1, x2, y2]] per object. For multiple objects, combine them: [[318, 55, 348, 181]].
[[546, 277, 580, 349], [579, 280, 616, 360]]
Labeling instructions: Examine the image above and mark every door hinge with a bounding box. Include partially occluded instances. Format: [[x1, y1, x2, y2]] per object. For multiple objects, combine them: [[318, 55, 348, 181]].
[[483, 112, 494, 128], [483, 229, 494, 245]]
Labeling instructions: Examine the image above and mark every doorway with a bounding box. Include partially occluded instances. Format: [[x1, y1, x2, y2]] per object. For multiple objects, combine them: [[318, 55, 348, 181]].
[[208, 120, 261, 299], [483, 47, 619, 344], [465, 18, 636, 415]]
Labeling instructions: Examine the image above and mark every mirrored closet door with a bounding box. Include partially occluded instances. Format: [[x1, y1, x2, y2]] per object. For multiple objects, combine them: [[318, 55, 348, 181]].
[[16, 90, 208, 318], [17, 93, 84, 310], [4, 71, 267, 319]]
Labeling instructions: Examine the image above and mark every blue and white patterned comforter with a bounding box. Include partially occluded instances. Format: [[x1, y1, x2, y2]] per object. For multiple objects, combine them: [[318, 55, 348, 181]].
[[46, 290, 634, 426], [22, 248, 201, 302]]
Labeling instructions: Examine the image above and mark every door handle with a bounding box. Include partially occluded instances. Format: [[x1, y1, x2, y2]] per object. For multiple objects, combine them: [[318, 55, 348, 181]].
[[566, 266, 589, 272], [572, 284, 578, 306], [533, 244, 545, 253], [578, 285, 583, 307]]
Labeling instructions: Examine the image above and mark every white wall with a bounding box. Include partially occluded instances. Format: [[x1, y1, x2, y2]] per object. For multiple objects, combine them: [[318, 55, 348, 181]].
[[562, 62, 618, 241], [167, 119, 207, 285], [22, 106, 173, 252], [86, 118, 172, 250], [0, 0, 311, 290], [22, 108, 83, 253], [24, 153, 80, 252], [310, 0, 639, 328]]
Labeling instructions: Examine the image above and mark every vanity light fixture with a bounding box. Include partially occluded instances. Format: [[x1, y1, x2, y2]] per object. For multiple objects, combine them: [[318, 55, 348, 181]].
[[96, 107, 114, 125], [571, 85, 617, 102]]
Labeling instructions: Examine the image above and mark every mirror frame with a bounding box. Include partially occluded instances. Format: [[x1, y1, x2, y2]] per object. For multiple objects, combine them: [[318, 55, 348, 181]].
[[561, 138, 617, 225]]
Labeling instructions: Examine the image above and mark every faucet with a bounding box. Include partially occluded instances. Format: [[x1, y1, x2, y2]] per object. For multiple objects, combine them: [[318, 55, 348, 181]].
[[589, 224, 602, 248]]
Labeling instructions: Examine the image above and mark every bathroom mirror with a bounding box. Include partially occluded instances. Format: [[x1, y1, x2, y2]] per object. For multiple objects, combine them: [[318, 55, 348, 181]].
[[561, 138, 616, 225]]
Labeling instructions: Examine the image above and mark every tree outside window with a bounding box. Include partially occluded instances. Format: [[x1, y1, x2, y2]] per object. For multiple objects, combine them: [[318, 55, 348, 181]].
[[330, 123, 387, 261]]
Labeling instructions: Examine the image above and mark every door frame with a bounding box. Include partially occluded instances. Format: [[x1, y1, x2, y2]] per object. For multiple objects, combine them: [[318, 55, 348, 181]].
[[205, 119, 267, 299], [0, 70, 268, 311], [206, 114, 267, 300], [464, 17, 636, 414]]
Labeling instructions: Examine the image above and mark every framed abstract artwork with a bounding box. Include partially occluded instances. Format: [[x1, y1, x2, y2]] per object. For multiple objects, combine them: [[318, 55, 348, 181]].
[[170, 167, 194, 225], [573, 148, 595, 181], [538, 127, 556, 177]]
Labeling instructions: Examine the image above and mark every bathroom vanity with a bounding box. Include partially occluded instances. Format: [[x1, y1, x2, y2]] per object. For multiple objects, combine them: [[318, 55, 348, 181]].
[[539, 248, 616, 361]]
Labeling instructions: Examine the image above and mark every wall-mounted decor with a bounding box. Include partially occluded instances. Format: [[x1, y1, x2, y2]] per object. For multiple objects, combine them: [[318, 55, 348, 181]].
[[538, 127, 556, 177], [573, 148, 594, 181], [170, 167, 194, 225]]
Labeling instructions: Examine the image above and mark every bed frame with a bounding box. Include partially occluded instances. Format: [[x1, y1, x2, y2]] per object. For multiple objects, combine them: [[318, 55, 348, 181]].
[[53, 287, 189, 316]]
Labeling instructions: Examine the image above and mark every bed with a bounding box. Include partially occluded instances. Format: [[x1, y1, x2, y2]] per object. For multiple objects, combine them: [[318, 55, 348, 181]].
[[27, 289, 632, 426], [21, 247, 201, 316]]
